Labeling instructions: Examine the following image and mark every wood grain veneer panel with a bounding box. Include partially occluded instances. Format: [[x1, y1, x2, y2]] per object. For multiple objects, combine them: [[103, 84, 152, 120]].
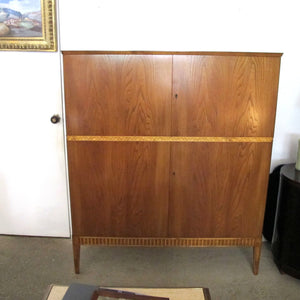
[[63, 54, 172, 136], [168, 142, 273, 238], [68, 141, 170, 237], [172, 55, 281, 137]]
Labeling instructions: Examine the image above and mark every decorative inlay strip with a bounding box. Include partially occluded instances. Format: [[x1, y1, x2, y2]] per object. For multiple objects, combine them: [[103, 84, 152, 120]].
[[78, 237, 258, 247], [67, 136, 273, 143]]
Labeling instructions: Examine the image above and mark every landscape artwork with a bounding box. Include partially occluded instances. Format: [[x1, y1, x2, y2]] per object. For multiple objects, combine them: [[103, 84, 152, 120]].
[[0, 0, 42, 37], [0, 0, 56, 51]]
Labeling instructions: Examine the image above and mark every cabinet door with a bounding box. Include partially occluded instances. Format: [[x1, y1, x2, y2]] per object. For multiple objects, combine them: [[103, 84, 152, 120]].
[[68, 141, 170, 237], [64, 54, 172, 136], [172, 55, 281, 137], [168, 142, 272, 238], [64, 54, 173, 237]]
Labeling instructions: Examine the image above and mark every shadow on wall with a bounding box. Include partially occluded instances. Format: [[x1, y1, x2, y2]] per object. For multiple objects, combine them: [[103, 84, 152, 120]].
[[271, 133, 299, 171], [0, 173, 10, 234]]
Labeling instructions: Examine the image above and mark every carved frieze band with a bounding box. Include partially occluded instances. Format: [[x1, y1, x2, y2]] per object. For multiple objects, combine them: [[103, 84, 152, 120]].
[[78, 237, 258, 247], [67, 136, 273, 143]]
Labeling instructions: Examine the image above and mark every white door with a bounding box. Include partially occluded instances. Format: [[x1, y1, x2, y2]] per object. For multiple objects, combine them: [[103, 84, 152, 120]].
[[0, 52, 70, 237]]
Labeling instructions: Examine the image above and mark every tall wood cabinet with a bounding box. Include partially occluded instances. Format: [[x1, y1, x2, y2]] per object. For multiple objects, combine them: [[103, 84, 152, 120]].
[[63, 51, 282, 274]]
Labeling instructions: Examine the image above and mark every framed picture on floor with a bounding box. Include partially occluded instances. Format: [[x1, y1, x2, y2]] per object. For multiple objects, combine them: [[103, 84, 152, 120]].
[[0, 0, 56, 51]]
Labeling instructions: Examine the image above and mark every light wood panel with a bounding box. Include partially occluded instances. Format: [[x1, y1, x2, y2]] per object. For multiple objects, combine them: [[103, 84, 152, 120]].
[[172, 56, 281, 137], [67, 141, 170, 237], [63, 54, 172, 136], [168, 142, 273, 238]]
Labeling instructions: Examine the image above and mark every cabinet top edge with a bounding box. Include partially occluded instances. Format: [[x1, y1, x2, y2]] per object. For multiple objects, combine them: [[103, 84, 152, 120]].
[[62, 51, 283, 57]]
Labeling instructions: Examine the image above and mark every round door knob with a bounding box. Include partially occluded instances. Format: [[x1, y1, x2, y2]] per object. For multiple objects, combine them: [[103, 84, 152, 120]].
[[50, 115, 61, 124]]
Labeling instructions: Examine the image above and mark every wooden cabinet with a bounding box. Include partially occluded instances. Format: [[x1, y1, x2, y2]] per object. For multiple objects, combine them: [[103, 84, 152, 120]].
[[63, 51, 282, 274]]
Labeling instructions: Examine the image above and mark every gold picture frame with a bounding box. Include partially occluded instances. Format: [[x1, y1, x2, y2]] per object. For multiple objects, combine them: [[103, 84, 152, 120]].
[[0, 0, 56, 51]]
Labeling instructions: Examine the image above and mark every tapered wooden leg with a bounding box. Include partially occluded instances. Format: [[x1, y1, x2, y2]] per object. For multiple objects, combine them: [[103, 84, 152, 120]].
[[72, 236, 80, 274], [253, 240, 262, 275]]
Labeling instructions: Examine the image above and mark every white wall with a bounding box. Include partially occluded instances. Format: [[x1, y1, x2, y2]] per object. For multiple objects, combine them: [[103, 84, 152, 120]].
[[59, 0, 300, 170]]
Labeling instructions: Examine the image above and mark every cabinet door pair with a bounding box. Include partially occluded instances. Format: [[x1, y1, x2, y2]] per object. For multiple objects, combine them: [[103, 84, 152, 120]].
[[64, 54, 280, 137], [64, 54, 279, 238]]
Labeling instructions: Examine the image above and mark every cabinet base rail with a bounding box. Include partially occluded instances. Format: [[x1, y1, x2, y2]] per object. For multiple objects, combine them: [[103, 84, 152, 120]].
[[72, 236, 262, 275]]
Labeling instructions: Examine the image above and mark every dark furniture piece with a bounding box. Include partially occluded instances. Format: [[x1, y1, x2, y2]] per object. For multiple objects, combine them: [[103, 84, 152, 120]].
[[263, 164, 284, 242], [272, 163, 300, 279]]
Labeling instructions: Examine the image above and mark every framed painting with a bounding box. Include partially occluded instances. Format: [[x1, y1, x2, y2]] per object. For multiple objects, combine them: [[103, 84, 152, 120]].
[[0, 0, 56, 51]]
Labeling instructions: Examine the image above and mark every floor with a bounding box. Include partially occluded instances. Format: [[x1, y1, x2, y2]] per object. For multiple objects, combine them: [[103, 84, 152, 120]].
[[0, 236, 300, 300]]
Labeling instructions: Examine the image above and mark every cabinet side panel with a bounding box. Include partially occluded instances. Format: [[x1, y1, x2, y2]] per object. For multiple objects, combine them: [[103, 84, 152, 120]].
[[63, 54, 172, 136], [172, 55, 281, 137], [169, 142, 272, 238], [67, 141, 170, 237]]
